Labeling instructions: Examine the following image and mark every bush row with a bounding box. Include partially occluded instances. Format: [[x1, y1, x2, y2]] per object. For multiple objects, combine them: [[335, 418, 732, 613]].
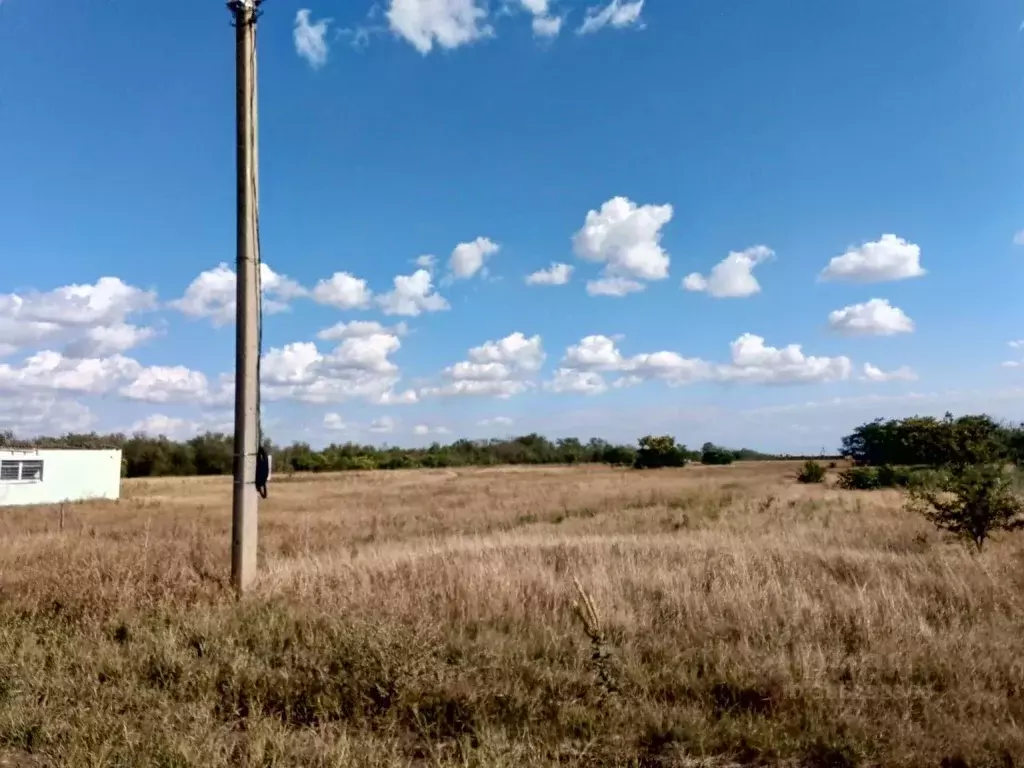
[[0, 429, 823, 479], [795, 455, 1024, 553]]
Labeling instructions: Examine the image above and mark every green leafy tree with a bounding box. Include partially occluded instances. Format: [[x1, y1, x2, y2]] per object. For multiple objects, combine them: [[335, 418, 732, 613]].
[[731, 447, 772, 460], [634, 435, 688, 470], [380, 453, 416, 470], [700, 442, 735, 466], [840, 412, 1020, 469], [601, 444, 636, 467], [907, 464, 1024, 551], [556, 437, 585, 464], [188, 433, 234, 475]]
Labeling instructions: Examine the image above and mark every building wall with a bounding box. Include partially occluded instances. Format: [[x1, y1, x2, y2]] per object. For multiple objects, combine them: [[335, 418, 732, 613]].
[[0, 449, 122, 507]]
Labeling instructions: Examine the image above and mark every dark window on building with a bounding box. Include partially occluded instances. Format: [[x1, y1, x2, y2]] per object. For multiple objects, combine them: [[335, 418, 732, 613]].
[[0, 459, 45, 482], [20, 461, 43, 481]]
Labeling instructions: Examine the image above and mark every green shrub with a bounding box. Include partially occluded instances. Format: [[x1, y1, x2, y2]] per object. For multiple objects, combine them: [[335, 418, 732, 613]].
[[419, 453, 453, 469], [602, 445, 637, 467], [346, 455, 379, 471], [634, 435, 688, 470], [876, 464, 913, 488], [838, 465, 922, 490], [380, 453, 416, 470], [796, 460, 826, 484], [907, 464, 1024, 551], [701, 448, 734, 466], [837, 466, 880, 490]]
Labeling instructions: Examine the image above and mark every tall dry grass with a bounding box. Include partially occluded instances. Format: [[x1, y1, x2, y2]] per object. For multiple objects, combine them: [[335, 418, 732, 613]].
[[0, 462, 1021, 766]]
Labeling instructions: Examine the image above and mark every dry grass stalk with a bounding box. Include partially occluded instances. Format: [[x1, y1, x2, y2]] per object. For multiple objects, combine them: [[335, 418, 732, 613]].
[[571, 576, 617, 696]]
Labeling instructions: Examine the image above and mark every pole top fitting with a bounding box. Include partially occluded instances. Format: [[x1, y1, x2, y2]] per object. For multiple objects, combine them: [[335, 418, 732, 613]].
[[227, 0, 263, 24]]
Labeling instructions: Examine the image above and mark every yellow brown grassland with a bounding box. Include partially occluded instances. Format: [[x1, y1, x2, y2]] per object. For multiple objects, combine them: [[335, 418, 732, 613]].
[[0, 462, 1022, 767]]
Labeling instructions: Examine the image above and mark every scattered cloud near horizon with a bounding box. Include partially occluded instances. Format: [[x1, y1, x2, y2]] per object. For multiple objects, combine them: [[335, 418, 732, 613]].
[[0, 181, 996, 453]]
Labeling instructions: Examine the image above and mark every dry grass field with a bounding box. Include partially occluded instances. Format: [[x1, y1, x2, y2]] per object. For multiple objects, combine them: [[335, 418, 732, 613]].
[[0, 461, 1022, 767]]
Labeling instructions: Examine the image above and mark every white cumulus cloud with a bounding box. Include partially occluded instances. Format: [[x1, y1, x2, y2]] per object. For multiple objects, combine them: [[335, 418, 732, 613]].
[[324, 413, 347, 431], [629, 350, 711, 384], [64, 323, 157, 358], [0, 276, 156, 328], [0, 351, 142, 395], [376, 270, 450, 316], [468, 331, 545, 371], [317, 320, 408, 341], [413, 423, 450, 436], [532, 13, 563, 36], [828, 298, 915, 336], [0, 349, 233, 408], [578, 0, 643, 34], [0, 395, 96, 437], [548, 334, 709, 394], [261, 342, 325, 385], [519, 0, 563, 37], [121, 365, 220, 404], [422, 331, 543, 398], [525, 262, 573, 286], [563, 334, 626, 371], [683, 245, 773, 298], [819, 234, 925, 283], [387, 0, 492, 54], [545, 332, 851, 393], [257, 333, 416, 406], [574, 196, 672, 296], [861, 363, 918, 382], [378, 388, 420, 404], [449, 236, 500, 280], [294, 9, 331, 69], [545, 368, 608, 395], [717, 334, 852, 384], [585, 276, 645, 297], [0, 276, 157, 357], [171, 263, 306, 326], [311, 272, 373, 310]]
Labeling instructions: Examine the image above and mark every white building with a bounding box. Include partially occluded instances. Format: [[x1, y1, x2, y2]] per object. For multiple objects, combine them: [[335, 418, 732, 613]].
[[0, 448, 123, 507]]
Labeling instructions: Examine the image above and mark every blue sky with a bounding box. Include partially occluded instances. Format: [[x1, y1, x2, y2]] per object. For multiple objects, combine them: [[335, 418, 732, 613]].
[[1, 0, 1023, 451]]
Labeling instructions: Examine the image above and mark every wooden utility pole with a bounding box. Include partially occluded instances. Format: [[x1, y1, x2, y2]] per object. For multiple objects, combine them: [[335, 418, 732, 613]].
[[228, 0, 261, 594]]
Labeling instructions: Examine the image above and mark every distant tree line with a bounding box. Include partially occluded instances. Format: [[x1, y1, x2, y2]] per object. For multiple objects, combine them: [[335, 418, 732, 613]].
[[0, 429, 831, 479], [796, 412, 1024, 490], [839, 413, 1024, 469], [7, 412, 1017, 481]]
